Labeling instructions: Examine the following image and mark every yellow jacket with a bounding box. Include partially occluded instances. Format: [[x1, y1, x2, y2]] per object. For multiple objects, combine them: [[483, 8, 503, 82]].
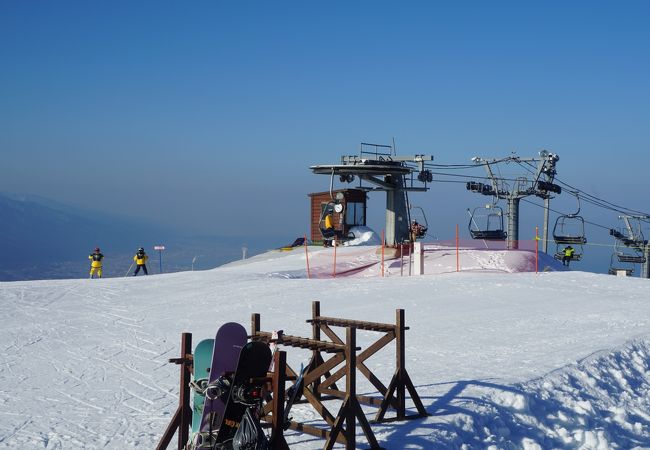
[[325, 214, 333, 229], [564, 247, 575, 257], [134, 253, 149, 265], [89, 253, 103, 268]]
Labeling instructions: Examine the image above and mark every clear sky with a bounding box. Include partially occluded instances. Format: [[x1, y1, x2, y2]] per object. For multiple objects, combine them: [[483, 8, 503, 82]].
[[1, 1, 649, 271]]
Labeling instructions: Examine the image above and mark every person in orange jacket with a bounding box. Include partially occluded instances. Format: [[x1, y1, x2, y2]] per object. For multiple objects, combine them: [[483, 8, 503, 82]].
[[133, 247, 149, 276], [89, 247, 104, 278]]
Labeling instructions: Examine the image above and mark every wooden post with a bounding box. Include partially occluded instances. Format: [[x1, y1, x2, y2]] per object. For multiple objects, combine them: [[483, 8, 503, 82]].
[[251, 313, 260, 336], [396, 309, 406, 419], [304, 233, 311, 279], [312, 300, 322, 401], [155, 332, 192, 450], [333, 242, 337, 278], [269, 351, 290, 450], [345, 327, 356, 449], [375, 310, 427, 423], [179, 333, 192, 450], [325, 327, 383, 450]]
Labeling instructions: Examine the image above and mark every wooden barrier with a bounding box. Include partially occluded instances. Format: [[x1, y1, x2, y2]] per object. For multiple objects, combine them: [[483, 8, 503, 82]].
[[308, 301, 427, 422], [251, 313, 383, 450], [157, 300, 426, 450]]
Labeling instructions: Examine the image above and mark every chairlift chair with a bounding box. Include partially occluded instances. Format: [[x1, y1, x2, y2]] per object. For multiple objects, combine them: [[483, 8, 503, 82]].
[[552, 196, 588, 262], [468, 205, 507, 240], [318, 202, 338, 241], [552, 215, 587, 261], [614, 238, 646, 264], [409, 205, 429, 240], [608, 253, 635, 276], [609, 216, 648, 265], [616, 253, 646, 264], [318, 201, 355, 243], [552, 215, 587, 245]]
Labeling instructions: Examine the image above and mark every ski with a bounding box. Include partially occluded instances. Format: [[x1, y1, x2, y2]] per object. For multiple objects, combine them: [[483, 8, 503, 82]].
[[283, 363, 307, 429], [267, 329, 283, 372]]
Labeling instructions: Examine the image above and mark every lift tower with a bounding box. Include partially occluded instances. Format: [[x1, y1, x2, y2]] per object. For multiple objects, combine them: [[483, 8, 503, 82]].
[[468, 151, 560, 250], [310, 143, 433, 246], [610, 215, 650, 278]]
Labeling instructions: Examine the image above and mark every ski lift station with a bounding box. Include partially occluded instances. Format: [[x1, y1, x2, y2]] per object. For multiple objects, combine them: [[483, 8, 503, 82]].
[[309, 143, 433, 246]]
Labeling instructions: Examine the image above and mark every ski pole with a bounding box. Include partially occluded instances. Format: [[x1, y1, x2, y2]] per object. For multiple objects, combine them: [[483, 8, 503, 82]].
[[124, 262, 134, 277]]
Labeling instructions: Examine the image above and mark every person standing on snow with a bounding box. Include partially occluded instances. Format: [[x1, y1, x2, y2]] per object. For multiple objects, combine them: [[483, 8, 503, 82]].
[[89, 247, 104, 278], [133, 247, 149, 276]]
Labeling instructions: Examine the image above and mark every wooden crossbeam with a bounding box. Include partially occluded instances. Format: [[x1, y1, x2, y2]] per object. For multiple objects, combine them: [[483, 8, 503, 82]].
[[308, 315, 404, 333], [253, 330, 351, 353]]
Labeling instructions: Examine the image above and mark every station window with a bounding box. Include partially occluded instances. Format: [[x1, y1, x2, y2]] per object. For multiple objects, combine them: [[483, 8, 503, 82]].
[[345, 202, 365, 226]]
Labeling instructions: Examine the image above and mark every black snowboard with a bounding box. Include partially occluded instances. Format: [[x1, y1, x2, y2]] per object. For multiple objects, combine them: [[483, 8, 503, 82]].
[[214, 341, 272, 446]]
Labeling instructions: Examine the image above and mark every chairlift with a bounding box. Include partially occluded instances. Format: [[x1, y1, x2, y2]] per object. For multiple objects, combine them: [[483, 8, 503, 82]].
[[552, 217, 586, 261], [409, 205, 429, 240], [614, 237, 646, 264], [609, 215, 648, 265], [552, 195, 587, 262], [318, 201, 340, 241], [608, 253, 635, 276], [467, 204, 507, 240], [552, 216, 587, 245], [609, 216, 647, 248]]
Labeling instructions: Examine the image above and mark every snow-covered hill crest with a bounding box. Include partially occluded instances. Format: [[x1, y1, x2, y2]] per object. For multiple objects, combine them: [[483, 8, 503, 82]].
[[1, 246, 649, 449]]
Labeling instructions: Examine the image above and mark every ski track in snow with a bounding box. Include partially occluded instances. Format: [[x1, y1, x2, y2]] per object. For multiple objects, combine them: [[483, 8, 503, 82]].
[[1, 246, 650, 448]]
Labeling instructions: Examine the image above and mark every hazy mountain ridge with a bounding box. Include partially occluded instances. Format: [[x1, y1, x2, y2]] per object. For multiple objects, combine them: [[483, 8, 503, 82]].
[[0, 193, 280, 281]]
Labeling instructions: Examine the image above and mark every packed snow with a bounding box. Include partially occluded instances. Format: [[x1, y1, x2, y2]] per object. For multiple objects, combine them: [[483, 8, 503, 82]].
[[2, 237, 650, 449]]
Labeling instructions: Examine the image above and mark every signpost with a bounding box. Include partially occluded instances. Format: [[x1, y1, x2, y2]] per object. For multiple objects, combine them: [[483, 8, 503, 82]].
[[154, 245, 165, 273]]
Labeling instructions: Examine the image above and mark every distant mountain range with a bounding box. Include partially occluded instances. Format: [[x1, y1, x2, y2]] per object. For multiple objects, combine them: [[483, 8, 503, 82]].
[[0, 193, 280, 281]]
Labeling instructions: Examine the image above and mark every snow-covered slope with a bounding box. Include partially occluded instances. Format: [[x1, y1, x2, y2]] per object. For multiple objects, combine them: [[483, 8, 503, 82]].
[[1, 246, 649, 449]]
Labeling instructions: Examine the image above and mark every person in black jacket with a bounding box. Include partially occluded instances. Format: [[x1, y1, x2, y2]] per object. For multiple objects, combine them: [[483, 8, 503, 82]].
[[89, 247, 104, 278]]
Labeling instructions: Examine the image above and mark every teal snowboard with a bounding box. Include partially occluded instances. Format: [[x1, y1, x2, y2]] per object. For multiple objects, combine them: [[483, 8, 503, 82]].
[[190, 339, 215, 437]]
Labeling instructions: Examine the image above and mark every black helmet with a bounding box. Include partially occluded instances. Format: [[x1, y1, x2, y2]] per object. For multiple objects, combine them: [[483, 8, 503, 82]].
[[94, 247, 100, 252], [138, 247, 144, 252]]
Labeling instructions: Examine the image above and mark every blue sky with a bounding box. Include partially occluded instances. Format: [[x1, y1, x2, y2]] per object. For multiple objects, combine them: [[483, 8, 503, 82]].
[[1, 1, 649, 272]]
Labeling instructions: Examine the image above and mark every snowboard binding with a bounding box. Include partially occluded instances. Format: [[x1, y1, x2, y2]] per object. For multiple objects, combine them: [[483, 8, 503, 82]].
[[205, 376, 232, 401], [231, 382, 263, 407]]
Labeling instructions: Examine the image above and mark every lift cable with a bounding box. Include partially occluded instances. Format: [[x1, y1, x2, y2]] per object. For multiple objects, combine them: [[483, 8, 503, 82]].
[[519, 197, 612, 232], [410, 157, 648, 229], [515, 160, 650, 217], [426, 166, 646, 240]]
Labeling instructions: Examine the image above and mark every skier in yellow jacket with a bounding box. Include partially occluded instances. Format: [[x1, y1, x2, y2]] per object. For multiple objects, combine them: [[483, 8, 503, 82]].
[[89, 247, 104, 278], [562, 245, 575, 267], [133, 247, 149, 276]]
